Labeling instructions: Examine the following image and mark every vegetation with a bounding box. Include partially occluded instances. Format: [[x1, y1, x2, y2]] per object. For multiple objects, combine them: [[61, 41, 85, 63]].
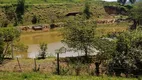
[[0, 27, 20, 63], [0, 1, 109, 26], [109, 30, 142, 77], [83, 1, 91, 19], [0, 72, 138, 80], [38, 43, 48, 59], [62, 18, 96, 61], [0, 0, 142, 79], [0, 0, 90, 4], [129, 2, 142, 29], [15, 0, 25, 25], [0, 34, 4, 63], [117, 0, 136, 5]]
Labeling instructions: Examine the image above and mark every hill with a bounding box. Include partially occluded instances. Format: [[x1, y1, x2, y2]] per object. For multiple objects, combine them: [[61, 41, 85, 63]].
[[0, 1, 117, 27]]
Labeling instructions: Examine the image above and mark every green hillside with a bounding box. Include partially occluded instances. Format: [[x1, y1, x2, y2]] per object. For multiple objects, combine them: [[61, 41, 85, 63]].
[[0, 1, 114, 27], [0, 0, 94, 4]]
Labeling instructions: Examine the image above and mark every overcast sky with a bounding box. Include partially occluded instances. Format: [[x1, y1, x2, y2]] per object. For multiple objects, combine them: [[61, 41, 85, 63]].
[[103, 0, 117, 2]]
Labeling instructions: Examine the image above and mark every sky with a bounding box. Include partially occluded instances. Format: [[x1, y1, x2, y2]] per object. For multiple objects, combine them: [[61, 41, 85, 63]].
[[103, 0, 140, 2], [103, 0, 117, 2]]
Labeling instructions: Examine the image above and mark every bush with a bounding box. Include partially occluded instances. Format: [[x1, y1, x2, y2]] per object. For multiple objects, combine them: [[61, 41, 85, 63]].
[[0, 37, 4, 64], [108, 30, 142, 76], [38, 43, 48, 59]]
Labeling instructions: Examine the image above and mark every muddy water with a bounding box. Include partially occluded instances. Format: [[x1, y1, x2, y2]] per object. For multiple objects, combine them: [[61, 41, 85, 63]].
[[20, 31, 62, 45], [27, 42, 98, 58], [16, 30, 98, 58]]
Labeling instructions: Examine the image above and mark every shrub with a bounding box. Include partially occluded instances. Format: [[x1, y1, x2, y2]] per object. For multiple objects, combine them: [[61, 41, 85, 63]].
[[38, 43, 48, 59]]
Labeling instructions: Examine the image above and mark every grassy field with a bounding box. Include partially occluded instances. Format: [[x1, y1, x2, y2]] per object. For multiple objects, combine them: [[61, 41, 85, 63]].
[[0, 0, 96, 4], [0, 72, 138, 80]]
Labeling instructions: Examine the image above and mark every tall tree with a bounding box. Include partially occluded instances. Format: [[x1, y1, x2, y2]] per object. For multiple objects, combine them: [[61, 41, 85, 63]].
[[15, 0, 25, 25], [62, 18, 96, 61], [83, 1, 91, 19], [129, 2, 142, 29]]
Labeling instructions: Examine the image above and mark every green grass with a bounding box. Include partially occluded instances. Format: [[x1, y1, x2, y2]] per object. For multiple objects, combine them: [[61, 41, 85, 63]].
[[0, 0, 98, 4], [0, 72, 138, 80]]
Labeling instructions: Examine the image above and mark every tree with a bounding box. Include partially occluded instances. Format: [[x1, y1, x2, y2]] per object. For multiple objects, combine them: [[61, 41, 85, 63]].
[[117, 0, 142, 30], [38, 43, 48, 59], [62, 18, 96, 61], [3, 5, 16, 27], [0, 27, 20, 63], [92, 37, 116, 76], [83, 1, 91, 19], [15, 0, 25, 25], [117, 0, 136, 5], [94, 38, 116, 62], [32, 15, 38, 24], [129, 2, 142, 29], [108, 30, 142, 76], [0, 32, 4, 64]]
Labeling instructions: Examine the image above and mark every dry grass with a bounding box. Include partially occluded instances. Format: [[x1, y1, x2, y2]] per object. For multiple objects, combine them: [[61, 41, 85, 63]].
[[0, 58, 56, 73]]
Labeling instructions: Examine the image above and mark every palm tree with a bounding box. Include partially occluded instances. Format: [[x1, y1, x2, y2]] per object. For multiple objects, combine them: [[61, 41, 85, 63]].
[[117, 0, 136, 5]]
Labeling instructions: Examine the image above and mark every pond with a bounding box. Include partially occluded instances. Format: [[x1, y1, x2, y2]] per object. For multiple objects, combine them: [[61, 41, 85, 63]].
[[15, 30, 98, 58], [27, 42, 97, 58], [15, 42, 98, 58]]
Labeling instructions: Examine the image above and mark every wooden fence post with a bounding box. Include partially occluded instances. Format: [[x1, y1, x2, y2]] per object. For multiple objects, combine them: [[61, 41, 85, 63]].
[[57, 53, 60, 75], [17, 57, 22, 71], [34, 58, 37, 72]]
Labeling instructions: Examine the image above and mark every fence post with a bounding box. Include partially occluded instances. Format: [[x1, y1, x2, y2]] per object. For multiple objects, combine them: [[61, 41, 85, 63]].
[[57, 52, 60, 75], [11, 41, 14, 59], [34, 58, 37, 72], [17, 57, 22, 71]]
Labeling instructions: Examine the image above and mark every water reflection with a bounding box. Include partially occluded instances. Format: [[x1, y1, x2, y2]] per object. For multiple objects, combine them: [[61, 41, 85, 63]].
[[15, 42, 98, 58]]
